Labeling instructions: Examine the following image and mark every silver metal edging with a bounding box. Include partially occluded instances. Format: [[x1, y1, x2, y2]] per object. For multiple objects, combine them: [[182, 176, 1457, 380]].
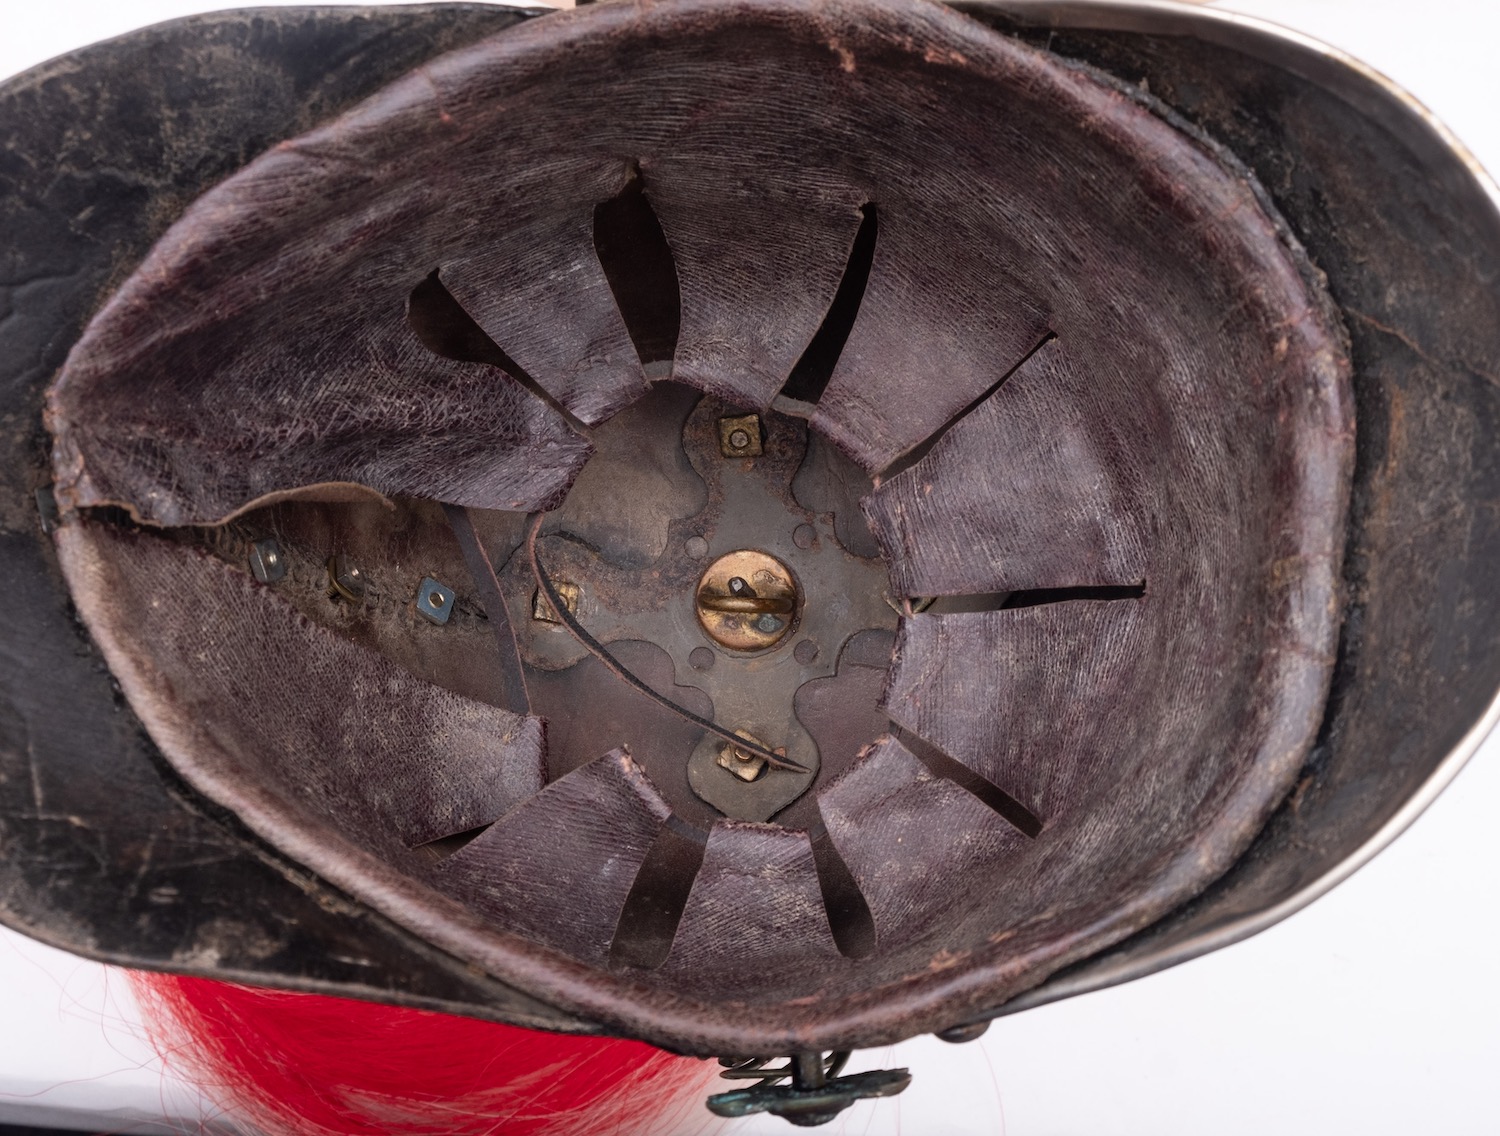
[[975, 0, 1500, 220], [993, 686, 1500, 1017], [962, 0, 1500, 1019]]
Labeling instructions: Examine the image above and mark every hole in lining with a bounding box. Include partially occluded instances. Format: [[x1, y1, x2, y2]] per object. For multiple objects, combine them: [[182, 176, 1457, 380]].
[[896, 728, 1043, 839], [779, 203, 879, 406], [412, 823, 493, 862], [880, 331, 1055, 482], [593, 167, 682, 367], [608, 816, 707, 969], [809, 827, 877, 959], [924, 592, 1012, 615], [407, 269, 586, 432], [920, 583, 1144, 614], [1002, 583, 1145, 608]]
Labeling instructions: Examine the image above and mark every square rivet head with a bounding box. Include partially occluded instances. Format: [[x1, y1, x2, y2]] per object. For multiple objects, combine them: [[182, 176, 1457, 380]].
[[248, 537, 287, 584], [718, 413, 763, 458], [416, 576, 455, 625]]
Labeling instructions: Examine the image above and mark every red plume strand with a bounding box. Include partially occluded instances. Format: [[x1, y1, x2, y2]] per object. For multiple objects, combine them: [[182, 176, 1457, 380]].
[[127, 972, 719, 1136]]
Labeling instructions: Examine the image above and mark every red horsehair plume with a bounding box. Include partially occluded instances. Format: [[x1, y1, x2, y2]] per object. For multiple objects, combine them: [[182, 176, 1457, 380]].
[[127, 972, 720, 1136]]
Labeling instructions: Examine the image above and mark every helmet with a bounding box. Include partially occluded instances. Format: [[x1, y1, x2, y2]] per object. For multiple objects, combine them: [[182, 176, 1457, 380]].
[[4, 0, 1498, 1125]]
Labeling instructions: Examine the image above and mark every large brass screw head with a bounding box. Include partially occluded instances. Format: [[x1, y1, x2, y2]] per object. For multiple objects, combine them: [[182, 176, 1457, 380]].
[[694, 549, 798, 652]]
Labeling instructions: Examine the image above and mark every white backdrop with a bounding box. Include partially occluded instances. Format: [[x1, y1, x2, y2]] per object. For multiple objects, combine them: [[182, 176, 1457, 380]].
[[2, 2, 1497, 1133]]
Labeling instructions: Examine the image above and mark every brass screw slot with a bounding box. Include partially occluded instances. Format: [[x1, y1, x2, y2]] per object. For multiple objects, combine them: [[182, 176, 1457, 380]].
[[695, 550, 798, 651]]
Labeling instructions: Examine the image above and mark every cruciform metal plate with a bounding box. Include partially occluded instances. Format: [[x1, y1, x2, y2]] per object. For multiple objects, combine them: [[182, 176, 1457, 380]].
[[507, 384, 896, 821]]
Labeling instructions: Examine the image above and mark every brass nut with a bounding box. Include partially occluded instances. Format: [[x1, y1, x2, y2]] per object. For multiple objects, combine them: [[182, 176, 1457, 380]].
[[718, 413, 762, 458], [328, 553, 367, 602], [532, 580, 580, 623], [716, 730, 770, 782], [695, 549, 797, 651]]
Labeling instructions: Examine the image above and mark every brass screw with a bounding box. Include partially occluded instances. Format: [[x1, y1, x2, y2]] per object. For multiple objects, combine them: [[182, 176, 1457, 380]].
[[718, 413, 763, 458], [695, 550, 798, 651]]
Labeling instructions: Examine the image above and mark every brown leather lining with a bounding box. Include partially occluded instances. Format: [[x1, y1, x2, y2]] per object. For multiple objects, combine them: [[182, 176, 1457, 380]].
[[45, 0, 1351, 1052]]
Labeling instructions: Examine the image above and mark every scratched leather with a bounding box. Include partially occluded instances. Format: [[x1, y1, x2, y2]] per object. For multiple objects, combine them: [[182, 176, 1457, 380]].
[[56, 520, 545, 854], [648, 142, 867, 408], [437, 157, 650, 424], [436, 750, 671, 965], [804, 31, 1339, 475], [779, 642, 892, 832], [526, 639, 721, 828], [226, 496, 515, 708], [866, 588, 1340, 986], [50, 0, 1339, 521]]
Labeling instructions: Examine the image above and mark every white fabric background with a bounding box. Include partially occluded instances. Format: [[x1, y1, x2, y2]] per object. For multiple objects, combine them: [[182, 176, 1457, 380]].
[[1, 1, 1496, 1132]]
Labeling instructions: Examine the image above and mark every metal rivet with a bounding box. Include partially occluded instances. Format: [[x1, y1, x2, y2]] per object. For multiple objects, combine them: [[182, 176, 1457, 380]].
[[532, 580, 580, 623], [248, 538, 287, 584], [793, 639, 819, 665], [718, 413, 763, 458], [689, 647, 716, 671], [695, 551, 798, 652], [792, 523, 816, 550], [328, 553, 366, 602], [685, 535, 710, 559], [716, 729, 770, 783], [415, 576, 455, 625]]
